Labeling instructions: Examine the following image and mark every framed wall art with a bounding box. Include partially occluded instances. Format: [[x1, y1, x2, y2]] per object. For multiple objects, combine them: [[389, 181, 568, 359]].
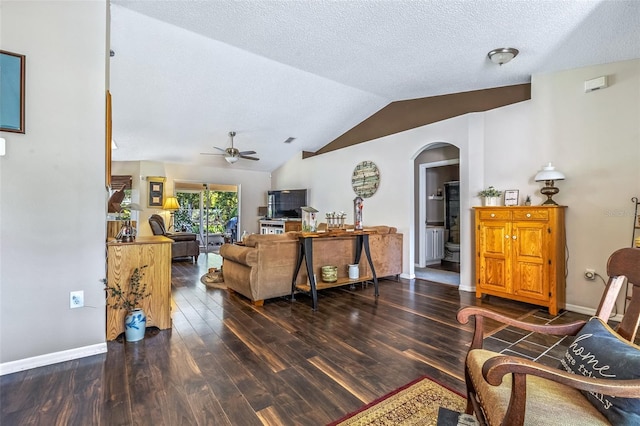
[[504, 189, 519, 206], [147, 176, 166, 208], [0, 50, 26, 133]]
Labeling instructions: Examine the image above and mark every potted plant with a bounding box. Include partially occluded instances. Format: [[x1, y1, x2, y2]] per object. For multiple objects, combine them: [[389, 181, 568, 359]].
[[478, 186, 503, 206], [105, 265, 150, 342]]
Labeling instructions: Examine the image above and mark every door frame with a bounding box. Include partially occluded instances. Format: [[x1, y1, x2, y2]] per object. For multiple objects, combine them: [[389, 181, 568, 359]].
[[173, 180, 241, 251], [417, 158, 459, 268]]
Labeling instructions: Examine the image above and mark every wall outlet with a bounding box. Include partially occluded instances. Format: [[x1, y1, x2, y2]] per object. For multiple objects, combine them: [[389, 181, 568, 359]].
[[70, 290, 84, 309], [584, 269, 596, 280]]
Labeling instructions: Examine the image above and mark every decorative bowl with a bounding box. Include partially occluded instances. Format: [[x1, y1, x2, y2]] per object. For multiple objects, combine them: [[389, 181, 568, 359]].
[[321, 265, 338, 283]]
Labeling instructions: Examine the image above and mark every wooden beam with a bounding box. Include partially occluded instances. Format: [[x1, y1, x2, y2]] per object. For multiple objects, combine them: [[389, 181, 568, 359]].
[[308, 83, 531, 157]]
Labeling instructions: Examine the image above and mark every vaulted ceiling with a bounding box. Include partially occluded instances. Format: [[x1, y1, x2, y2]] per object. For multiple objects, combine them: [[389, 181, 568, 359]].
[[109, 1, 640, 172]]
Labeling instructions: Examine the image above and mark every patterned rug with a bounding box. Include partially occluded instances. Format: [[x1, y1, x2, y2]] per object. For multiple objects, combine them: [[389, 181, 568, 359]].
[[329, 376, 466, 426]]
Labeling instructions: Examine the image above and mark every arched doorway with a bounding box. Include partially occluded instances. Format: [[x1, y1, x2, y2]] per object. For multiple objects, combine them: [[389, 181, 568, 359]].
[[414, 143, 460, 285]]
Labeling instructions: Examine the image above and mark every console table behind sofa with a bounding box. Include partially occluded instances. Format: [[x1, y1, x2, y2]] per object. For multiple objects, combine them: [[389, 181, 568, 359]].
[[219, 227, 402, 306]]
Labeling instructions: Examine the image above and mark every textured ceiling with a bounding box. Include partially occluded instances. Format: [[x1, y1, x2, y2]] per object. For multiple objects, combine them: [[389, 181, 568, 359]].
[[109, 0, 640, 172]]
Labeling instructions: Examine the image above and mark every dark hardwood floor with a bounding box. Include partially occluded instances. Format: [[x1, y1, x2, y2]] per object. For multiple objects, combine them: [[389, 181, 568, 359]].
[[1, 254, 589, 425]]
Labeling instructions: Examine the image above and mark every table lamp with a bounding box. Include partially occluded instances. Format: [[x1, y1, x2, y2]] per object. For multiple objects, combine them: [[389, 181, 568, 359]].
[[163, 196, 180, 231], [534, 163, 565, 205]]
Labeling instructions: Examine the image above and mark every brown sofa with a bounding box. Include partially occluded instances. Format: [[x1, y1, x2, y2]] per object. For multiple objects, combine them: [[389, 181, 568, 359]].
[[148, 214, 200, 262], [219, 226, 403, 305]]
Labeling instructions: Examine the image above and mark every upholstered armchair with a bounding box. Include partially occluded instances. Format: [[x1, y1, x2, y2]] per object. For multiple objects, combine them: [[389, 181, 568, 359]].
[[457, 248, 640, 425], [148, 214, 200, 262]]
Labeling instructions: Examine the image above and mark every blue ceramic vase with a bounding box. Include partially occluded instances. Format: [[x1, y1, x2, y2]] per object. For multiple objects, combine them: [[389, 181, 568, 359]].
[[124, 308, 146, 342]]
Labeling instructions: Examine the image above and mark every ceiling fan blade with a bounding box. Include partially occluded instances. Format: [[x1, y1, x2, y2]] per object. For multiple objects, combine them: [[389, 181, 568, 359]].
[[239, 155, 260, 161], [200, 152, 224, 156], [213, 146, 227, 153], [238, 150, 256, 156]]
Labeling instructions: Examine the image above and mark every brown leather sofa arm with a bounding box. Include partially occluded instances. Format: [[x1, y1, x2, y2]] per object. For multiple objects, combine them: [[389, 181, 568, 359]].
[[167, 232, 198, 242], [219, 243, 258, 267], [483, 355, 640, 398], [457, 306, 586, 350]]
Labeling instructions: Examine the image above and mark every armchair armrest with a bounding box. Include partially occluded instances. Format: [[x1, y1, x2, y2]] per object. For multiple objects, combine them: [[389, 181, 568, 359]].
[[167, 232, 198, 242], [484, 355, 640, 398], [481, 354, 640, 425], [457, 306, 586, 350]]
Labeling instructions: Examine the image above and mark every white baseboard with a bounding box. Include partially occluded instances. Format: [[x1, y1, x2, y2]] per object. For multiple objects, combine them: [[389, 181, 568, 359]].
[[459, 283, 475, 293], [401, 273, 415, 280], [0, 343, 107, 376], [564, 303, 624, 322]]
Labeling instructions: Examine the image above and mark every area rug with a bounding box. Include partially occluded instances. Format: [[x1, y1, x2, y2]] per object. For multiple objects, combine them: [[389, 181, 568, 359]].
[[328, 375, 466, 426], [200, 268, 226, 289]]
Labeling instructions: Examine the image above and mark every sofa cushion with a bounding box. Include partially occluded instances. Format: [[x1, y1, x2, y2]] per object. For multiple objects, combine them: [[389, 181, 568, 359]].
[[468, 349, 609, 425], [244, 232, 298, 247], [363, 225, 396, 234], [558, 317, 640, 425]]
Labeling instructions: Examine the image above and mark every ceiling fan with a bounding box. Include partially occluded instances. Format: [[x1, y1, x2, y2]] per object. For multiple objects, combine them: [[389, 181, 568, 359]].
[[200, 131, 260, 164]]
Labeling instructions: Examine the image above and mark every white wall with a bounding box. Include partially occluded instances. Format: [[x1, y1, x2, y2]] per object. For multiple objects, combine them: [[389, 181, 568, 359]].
[[112, 161, 272, 236], [0, 1, 108, 371], [273, 59, 640, 313], [535, 60, 640, 311]]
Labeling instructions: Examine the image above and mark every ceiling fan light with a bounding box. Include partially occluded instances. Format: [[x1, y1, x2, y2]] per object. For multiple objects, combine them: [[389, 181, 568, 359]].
[[225, 155, 239, 164]]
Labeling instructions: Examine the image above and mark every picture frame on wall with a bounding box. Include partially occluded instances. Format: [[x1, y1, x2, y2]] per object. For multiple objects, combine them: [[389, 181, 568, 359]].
[[504, 189, 519, 206], [0, 50, 26, 133], [147, 177, 166, 207]]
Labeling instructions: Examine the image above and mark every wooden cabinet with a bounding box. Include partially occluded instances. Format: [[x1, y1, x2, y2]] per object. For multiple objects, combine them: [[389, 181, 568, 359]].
[[474, 206, 566, 315], [285, 221, 302, 232], [106, 236, 173, 340]]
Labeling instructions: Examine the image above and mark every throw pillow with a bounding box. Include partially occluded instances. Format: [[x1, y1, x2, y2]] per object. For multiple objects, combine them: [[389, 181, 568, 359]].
[[558, 317, 640, 425]]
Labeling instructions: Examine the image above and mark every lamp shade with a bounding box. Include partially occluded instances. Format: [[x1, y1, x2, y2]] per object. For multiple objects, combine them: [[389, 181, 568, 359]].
[[535, 163, 565, 182], [163, 196, 180, 211], [225, 155, 239, 164]]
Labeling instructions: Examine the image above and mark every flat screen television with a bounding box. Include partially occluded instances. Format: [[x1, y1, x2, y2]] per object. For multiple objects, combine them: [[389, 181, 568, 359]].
[[267, 189, 307, 219]]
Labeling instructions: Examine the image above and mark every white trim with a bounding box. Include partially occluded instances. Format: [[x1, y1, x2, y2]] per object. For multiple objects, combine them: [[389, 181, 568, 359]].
[[459, 283, 475, 293], [565, 303, 624, 322], [418, 158, 459, 269], [401, 272, 416, 280], [0, 343, 107, 376]]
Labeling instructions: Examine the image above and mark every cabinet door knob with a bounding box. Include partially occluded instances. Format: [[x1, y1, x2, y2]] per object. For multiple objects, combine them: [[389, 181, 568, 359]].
[[490, 213, 496, 217], [505, 235, 510, 239], [526, 213, 531, 218], [512, 235, 517, 239]]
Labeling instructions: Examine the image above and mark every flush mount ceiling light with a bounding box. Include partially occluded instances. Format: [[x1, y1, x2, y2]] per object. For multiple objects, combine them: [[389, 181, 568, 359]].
[[488, 47, 519, 65]]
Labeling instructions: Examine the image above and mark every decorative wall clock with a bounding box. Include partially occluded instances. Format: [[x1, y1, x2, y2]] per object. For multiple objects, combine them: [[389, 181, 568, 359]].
[[351, 161, 380, 198]]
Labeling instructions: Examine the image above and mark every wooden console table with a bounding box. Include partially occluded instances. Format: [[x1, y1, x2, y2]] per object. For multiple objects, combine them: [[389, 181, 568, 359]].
[[106, 236, 173, 340], [291, 230, 378, 310]]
